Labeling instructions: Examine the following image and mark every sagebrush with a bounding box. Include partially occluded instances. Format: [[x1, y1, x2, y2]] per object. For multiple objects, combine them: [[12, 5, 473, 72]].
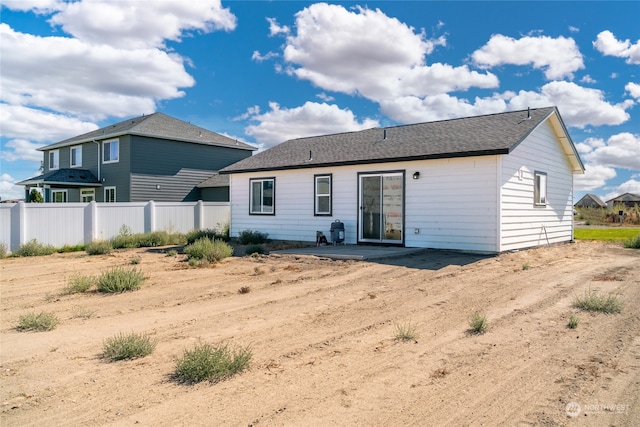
[[17, 311, 59, 331], [102, 332, 157, 361], [62, 273, 95, 294], [15, 239, 55, 257], [85, 240, 113, 255], [97, 267, 145, 293], [184, 238, 233, 263], [174, 342, 252, 384]]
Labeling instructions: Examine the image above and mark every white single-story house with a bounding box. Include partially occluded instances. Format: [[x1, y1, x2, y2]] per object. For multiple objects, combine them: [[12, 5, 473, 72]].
[[220, 107, 584, 253]]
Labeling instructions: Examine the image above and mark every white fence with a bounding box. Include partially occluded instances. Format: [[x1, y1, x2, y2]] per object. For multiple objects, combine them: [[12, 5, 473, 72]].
[[0, 201, 230, 253]]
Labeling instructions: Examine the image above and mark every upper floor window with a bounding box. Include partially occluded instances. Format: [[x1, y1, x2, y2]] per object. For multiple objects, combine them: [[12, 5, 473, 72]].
[[70, 145, 82, 167], [49, 150, 59, 170], [250, 178, 275, 214], [534, 171, 547, 206], [103, 139, 119, 163], [314, 174, 332, 216]]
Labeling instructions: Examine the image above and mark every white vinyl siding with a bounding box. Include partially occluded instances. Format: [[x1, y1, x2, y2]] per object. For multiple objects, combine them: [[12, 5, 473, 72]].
[[103, 139, 119, 163], [500, 120, 574, 252], [230, 157, 499, 252], [49, 150, 59, 170], [70, 145, 82, 167]]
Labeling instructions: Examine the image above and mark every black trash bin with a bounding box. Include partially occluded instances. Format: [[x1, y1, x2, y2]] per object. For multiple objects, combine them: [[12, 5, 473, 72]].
[[330, 220, 345, 245]]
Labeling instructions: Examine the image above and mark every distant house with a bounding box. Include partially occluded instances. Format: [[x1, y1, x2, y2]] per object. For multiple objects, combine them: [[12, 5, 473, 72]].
[[574, 194, 606, 209], [606, 193, 640, 209], [18, 113, 256, 202], [220, 107, 584, 253]]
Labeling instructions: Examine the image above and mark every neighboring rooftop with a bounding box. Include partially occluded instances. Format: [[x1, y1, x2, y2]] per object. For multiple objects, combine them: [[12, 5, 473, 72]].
[[221, 107, 582, 173], [39, 112, 257, 151]]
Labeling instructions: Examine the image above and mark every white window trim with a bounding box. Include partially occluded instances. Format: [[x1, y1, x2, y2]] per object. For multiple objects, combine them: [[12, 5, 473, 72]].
[[51, 189, 67, 203], [104, 186, 116, 203], [249, 178, 275, 215], [81, 188, 95, 202], [70, 145, 82, 168], [49, 149, 59, 170], [314, 174, 332, 216], [534, 171, 547, 207], [102, 139, 119, 164]]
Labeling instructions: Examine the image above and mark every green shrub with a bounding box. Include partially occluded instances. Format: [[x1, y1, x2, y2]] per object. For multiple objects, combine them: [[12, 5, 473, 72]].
[[174, 342, 252, 384], [245, 244, 266, 256], [85, 240, 113, 255], [111, 231, 186, 249], [184, 238, 233, 263], [57, 244, 85, 253], [623, 234, 640, 249], [111, 233, 138, 249], [394, 321, 419, 342], [102, 332, 157, 361], [15, 239, 56, 257], [17, 311, 59, 331], [468, 312, 488, 334], [572, 290, 623, 314], [567, 314, 579, 329], [62, 274, 95, 294], [166, 249, 178, 257], [130, 257, 141, 265], [97, 267, 145, 293], [0, 243, 7, 259], [238, 230, 269, 245], [185, 229, 222, 245]]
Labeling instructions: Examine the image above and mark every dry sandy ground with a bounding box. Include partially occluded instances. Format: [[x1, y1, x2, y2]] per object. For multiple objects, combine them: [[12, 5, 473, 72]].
[[1, 241, 639, 426]]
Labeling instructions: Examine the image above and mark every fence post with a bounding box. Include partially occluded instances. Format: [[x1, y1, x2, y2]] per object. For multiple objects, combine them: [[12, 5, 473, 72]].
[[10, 201, 25, 253], [84, 201, 97, 244], [195, 200, 204, 230], [145, 200, 156, 233]]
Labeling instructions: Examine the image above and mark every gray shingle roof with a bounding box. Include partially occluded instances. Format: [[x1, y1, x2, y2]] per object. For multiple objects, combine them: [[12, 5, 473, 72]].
[[17, 168, 100, 186], [221, 107, 567, 173], [39, 112, 256, 151], [197, 173, 229, 188]]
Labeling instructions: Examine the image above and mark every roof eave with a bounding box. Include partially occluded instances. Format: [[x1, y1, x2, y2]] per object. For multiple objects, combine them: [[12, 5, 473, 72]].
[[220, 149, 509, 174]]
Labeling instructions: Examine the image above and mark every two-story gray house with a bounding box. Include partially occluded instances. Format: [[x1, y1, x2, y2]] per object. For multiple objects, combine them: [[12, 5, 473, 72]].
[[18, 113, 256, 202]]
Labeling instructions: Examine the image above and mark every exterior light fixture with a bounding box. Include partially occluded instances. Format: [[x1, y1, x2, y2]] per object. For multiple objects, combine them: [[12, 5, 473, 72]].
[[413, 172, 420, 180], [156, 184, 161, 190]]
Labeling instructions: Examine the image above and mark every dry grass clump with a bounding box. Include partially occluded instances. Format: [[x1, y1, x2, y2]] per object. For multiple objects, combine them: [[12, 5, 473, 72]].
[[468, 312, 488, 334], [102, 332, 157, 361], [97, 267, 145, 293], [174, 342, 252, 384], [572, 291, 623, 314], [17, 311, 59, 332]]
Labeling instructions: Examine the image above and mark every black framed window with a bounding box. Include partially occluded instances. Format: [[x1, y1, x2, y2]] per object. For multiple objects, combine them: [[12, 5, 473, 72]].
[[250, 178, 275, 214]]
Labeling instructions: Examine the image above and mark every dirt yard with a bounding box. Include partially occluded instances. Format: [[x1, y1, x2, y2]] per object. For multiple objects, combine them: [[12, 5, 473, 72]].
[[1, 241, 639, 426]]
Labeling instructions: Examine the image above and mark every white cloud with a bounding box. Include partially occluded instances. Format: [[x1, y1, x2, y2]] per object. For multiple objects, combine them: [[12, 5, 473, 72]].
[[625, 82, 640, 101], [244, 101, 379, 149], [379, 93, 507, 123], [507, 81, 632, 128], [316, 93, 335, 102], [0, 173, 24, 201], [0, 24, 194, 120], [267, 17, 290, 36], [568, 26, 579, 33], [0, 139, 43, 162], [0, 0, 64, 13], [575, 164, 617, 191], [601, 180, 640, 202], [593, 30, 640, 65], [579, 133, 640, 171], [49, 0, 236, 49], [252, 50, 278, 62], [472, 34, 584, 80], [0, 104, 98, 143], [580, 75, 596, 84], [282, 3, 496, 101]]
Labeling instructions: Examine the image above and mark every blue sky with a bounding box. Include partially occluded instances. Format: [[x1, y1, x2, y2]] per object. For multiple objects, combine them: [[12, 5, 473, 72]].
[[1, 0, 638, 202]]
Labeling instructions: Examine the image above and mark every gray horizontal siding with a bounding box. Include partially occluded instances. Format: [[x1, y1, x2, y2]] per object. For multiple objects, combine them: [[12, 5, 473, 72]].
[[131, 169, 215, 202]]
